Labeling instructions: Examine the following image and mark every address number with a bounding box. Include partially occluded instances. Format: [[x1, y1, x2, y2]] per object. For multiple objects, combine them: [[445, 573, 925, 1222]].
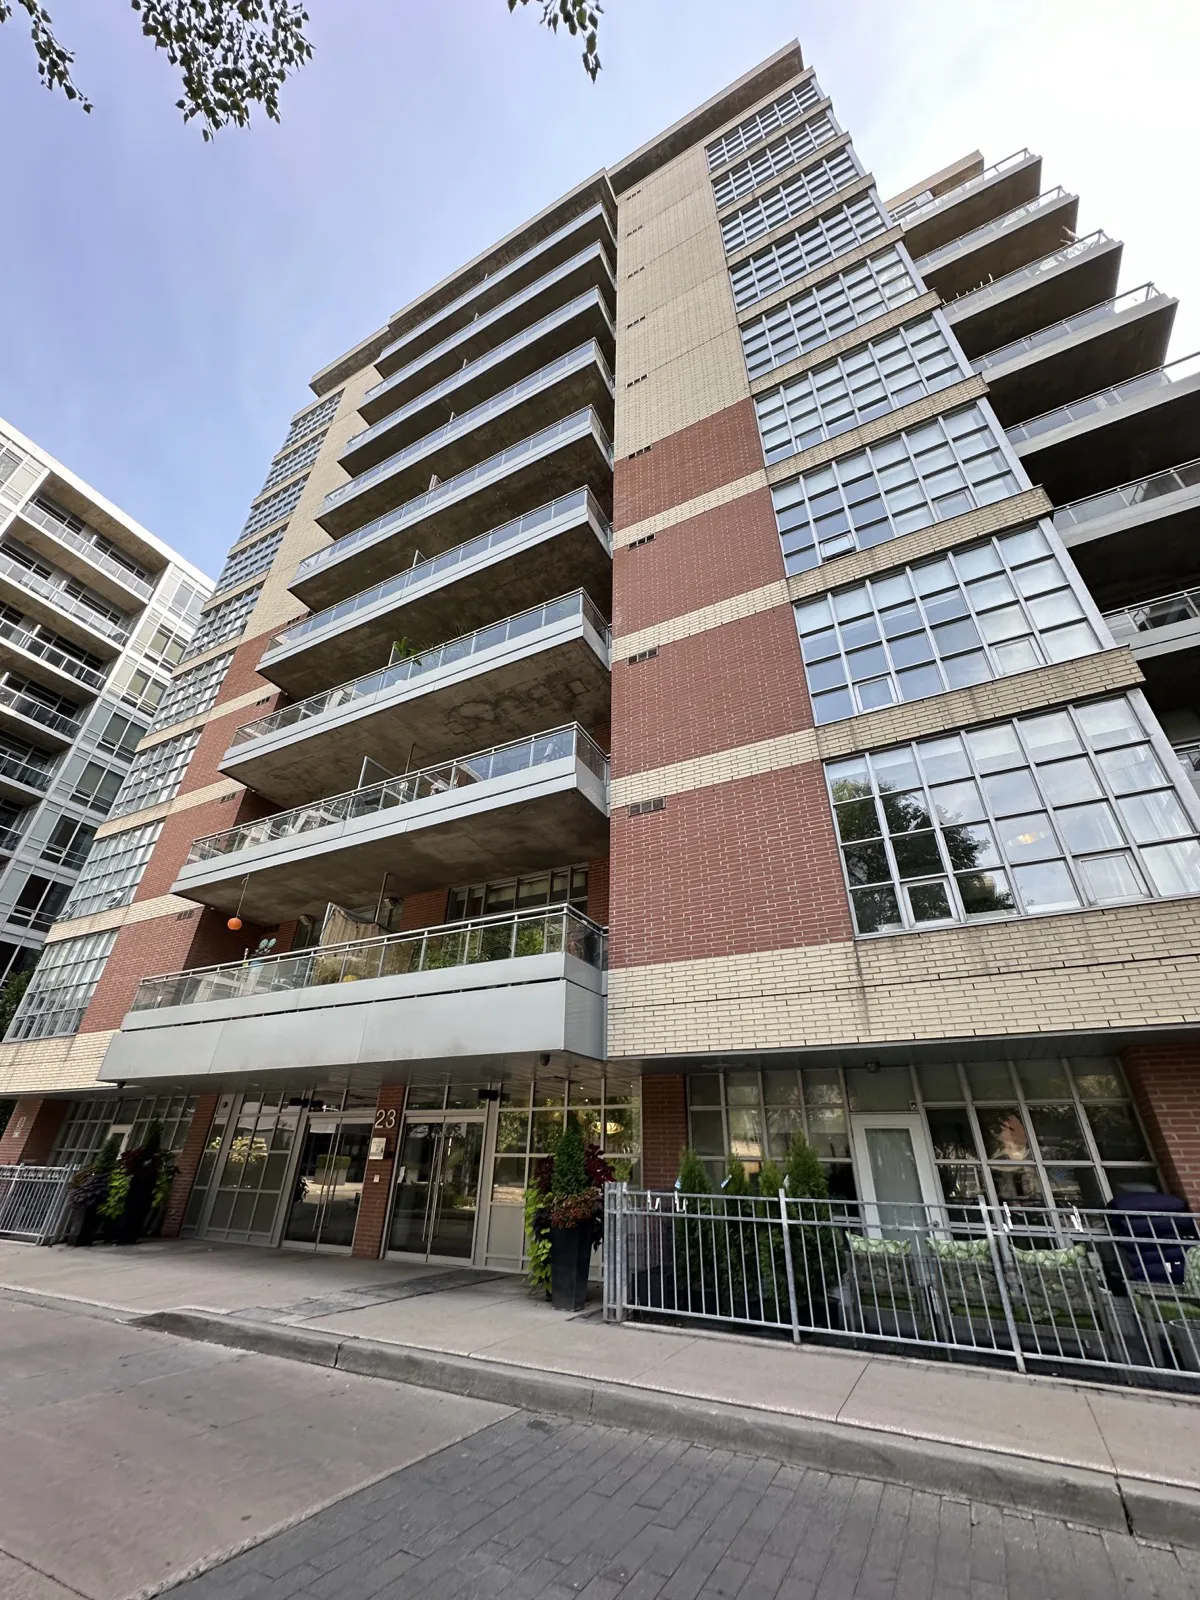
[[373, 1108, 398, 1130]]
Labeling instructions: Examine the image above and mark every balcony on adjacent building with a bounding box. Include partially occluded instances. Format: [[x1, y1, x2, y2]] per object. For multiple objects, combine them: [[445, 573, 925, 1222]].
[[0, 746, 53, 805], [99, 905, 607, 1085], [1053, 459, 1200, 610], [945, 231, 1123, 360], [0, 614, 107, 698], [221, 589, 612, 805], [1175, 741, 1200, 799], [12, 498, 155, 609], [372, 202, 615, 382], [915, 188, 1080, 303], [319, 342, 615, 538], [290, 408, 614, 614], [0, 546, 130, 657], [900, 149, 1042, 263], [0, 682, 82, 751], [260, 489, 612, 699], [175, 725, 609, 923], [1008, 351, 1200, 504], [974, 285, 1177, 426], [343, 290, 617, 474], [1103, 586, 1200, 714]]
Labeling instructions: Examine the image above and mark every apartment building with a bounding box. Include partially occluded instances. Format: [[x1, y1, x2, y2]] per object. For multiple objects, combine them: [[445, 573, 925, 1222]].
[[4, 40, 1199, 1265]]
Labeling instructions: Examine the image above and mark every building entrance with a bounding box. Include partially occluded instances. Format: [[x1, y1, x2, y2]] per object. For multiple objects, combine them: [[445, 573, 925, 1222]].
[[387, 1115, 486, 1262], [282, 1116, 372, 1251]]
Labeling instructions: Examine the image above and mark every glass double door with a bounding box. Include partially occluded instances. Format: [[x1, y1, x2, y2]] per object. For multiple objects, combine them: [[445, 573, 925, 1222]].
[[388, 1116, 485, 1261], [283, 1116, 372, 1251]]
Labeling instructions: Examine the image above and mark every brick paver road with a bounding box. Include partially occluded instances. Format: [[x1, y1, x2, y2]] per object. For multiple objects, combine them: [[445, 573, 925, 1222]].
[[167, 1411, 1200, 1600]]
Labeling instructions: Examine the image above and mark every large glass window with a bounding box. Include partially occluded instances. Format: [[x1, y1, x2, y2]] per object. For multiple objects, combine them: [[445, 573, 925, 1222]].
[[69, 760, 125, 815], [97, 708, 146, 760], [826, 696, 1200, 936], [108, 728, 200, 819], [706, 79, 822, 171], [772, 404, 1022, 576], [729, 193, 890, 310], [687, 1067, 853, 1192], [281, 390, 341, 449], [795, 526, 1099, 724], [492, 1075, 640, 1216], [6, 928, 116, 1040], [50, 1094, 195, 1166], [211, 529, 283, 597], [240, 478, 306, 540], [8, 873, 70, 931], [721, 147, 862, 256], [40, 815, 96, 870], [150, 651, 232, 733], [756, 316, 968, 464], [259, 431, 325, 495], [712, 112, 840, 208], [63, 820, 162, 917], [447, 865, 589, 922], [179, 585, 262, 663]]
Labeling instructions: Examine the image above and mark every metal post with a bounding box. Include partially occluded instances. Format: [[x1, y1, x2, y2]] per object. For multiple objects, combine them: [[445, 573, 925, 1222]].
[[980, 1197, 1026, 1374], [614, 1181, 627, 1323], [779, 1189, 801, 1344]]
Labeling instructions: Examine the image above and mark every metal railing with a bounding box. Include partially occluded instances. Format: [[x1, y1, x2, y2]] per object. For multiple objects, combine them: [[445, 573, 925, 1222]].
[[1175, 742, 1200, 796], [268, 490, 607, 657], [1008, 351, 1200, 445], [0, 1164, 77, 1243], [973, 284, 1161, 372], [294, 409, 612, 583], [130, 904, 607, 1011], [0, 615, 107, 690], [187, 724, 608, 863], [0, 549, 130, 645], [17, 500, 154, 600], [1103, 586, 1200, 643], [324, 342, 614, 513], [917, 187, 1072, 269], [0, 682, 81, 738], [0, 749, 52, 792], [943, 230, 1112, 315], [604, 1188, 1200, 1391], [1051, 457, 1200, 532], [894, 148, 1034, 226], [232, 588, 609, 749]]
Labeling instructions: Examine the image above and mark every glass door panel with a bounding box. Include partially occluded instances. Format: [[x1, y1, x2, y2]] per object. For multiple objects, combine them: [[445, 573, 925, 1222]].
[[851, 1113, 942, 1239], [284, 1127, 336, 1245], [318, 1123, 371, 1247], [429, 1121, 484, 1259], [389, 1122, 439, 1254]]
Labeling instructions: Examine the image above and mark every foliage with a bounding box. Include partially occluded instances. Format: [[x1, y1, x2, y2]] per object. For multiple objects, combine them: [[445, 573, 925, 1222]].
[[524, 1182, 551, 1297], [723, 1158, 750, 1196], [548, 1115, 601, 1229], [676, 1147, 711, 1195], [98, 1164, 131, 1221], [68, 1133, 124, 1212], [152, 1160, 178, 1215], [0, 967, 33, 1039], [757, 1157, 784, 1200], [509, 0, 601, 80], [782, 1133, 841, 1321], [785, 1136, 829, 1201]]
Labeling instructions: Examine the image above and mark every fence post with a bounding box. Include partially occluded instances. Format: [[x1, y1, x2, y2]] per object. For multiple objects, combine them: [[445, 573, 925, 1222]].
[[778, 1189, 801, 1344], [613, 1181, 627, 1324], [979, 1197, 1026, 1374]]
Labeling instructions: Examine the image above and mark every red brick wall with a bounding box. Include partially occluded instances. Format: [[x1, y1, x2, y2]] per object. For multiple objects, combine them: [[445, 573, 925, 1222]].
[[1122, 1042, 1200, 1207], [351, 1082, 407, 1258], [160, 1093, 218, 1238], [398, 888, 450, 930], [614, 399, 763, 528], [0, 1097, 67, 1164], [587, 855, 610, 925], [640, 1075, 688, 1188]]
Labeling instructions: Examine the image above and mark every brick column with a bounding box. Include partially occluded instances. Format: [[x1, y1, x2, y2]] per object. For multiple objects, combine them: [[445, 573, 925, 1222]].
[[1122, 1042, 1200, 1207], [351, 1082, 407, 1258], [159, 1094, 219, 1238], [640, 1074, 688, 1189], [0, 1098, 68, 1165]]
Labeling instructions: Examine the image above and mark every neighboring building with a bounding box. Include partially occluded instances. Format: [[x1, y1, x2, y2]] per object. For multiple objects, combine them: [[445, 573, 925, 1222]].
[[5, 41, 1200, 1263]]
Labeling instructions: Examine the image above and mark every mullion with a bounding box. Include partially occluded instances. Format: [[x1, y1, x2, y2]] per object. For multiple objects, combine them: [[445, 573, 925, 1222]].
[[714, 112, 839, 207], [954, 723, 1068, 918]]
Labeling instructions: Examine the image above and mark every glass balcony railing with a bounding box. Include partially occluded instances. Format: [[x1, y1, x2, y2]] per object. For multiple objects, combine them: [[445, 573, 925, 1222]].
[[1174, 742, 1200, 797], [268, 489, 607, 657], [346, 292, 613, 459], [917, 187, 1072, 269], [0, 683, 81, 738], [973, 285, 1161, 373], [1104, 586, 1200, 644], [129, 904, 607, 1011], [894, 148, 1034, 226], [944, 230, 1112, 316], [0, 749, 52, 792], [1007, 351, 1200, 446], [17, 500, 154, 600], [295, 409, 612, 584], [0, 549, 130, 645], [0, 615, 107, 690], [325, 342, 613, 515], [188, 724, 607, 864], [232, 589, 609, 749], [1051, 458, 1200, 532], [0, 826, 25, 855]]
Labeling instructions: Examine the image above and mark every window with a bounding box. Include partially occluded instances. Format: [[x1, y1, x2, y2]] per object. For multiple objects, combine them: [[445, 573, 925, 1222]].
[[826, 696, 1200, 937], [0, 671, 80, 729], [142, 622, 189, 669], [796, 526, 1100, 724], [108, 728, 201, 819], [447, 866, 589, 923], [49, 1094, 196, 1163], [31, 497, 152, 586], [6, 929, 117, 1040], [8, 873, 71, 931], [756, 316, 967, 464], [772, 404, 1022, 575], [63, 820, 162, 917], [281, 391, 341, 449], [0, 732, 49, 787], [41, 815, 96, 869], [70, 761, 125, 815], [260, 431, 325, 495], [492, 1076, 640, 1232], [706, 79, 822, 171], [729, 193, 890, 310], [687, 1067, 854, 1193], [741, 249, 921, 381], [212, 529, 284, 597], [117, 665, 168, 718], [180, 585, 262, 663], [97, 708, 147, 761], [721, 147, 862, 256], [161, 573, 208, 630], [150, 651, 232, 732], [240, 477, 306, 540], [713, 112, 841, 208]]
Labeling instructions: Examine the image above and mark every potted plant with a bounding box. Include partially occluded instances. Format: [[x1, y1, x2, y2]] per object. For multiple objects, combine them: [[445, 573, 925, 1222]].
[[524, 1155, 553, 1299], [66, 1133, 123, 1246], [547, 1115, 609, 1311]]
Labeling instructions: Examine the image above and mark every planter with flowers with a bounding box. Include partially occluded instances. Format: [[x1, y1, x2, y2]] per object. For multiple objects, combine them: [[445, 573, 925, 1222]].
[[525, 1115, 613, 1311]]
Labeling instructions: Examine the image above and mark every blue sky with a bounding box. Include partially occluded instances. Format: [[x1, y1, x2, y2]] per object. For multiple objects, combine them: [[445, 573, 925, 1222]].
[[1, 0, 1196, 580]]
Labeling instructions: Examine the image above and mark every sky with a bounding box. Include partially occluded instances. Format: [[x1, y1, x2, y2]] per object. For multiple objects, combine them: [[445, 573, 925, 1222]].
[[1, 0, 1196, 582]]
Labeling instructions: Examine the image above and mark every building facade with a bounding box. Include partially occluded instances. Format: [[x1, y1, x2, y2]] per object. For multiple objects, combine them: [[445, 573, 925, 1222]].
[[4, 41, 1200, 1262]]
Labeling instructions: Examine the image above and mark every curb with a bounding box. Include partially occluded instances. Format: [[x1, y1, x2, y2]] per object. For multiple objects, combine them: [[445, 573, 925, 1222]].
[[134, 1309, 1200, 1547]]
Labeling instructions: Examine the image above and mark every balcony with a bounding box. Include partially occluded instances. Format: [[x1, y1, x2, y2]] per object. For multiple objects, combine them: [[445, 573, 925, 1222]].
[[174, 725, 609, 923], [1175, 742, 1200, 799], [1053, 459, 1200, 612], [290, 408, 613, 614], [0, 549, 129, 657], [373, 203, 615, 381], [0, 682, 81, 751], [975, 285, 1176, 426], [945, 231, 1123, 360], [0, 748, 52, 805], [0, 615, 107, 697], [343, 291, 616, 474], [12, 500, 154, 609], [221, 589, 612, 805], [900, 149, 1042, 262], [99, 906, 607, 1085], [320, 342, 615, 538], [259, 489, 612, 699], [915, 188, 1080, 304], [1104, 587, 1200, 714], [1008, 352, 1200, 504]]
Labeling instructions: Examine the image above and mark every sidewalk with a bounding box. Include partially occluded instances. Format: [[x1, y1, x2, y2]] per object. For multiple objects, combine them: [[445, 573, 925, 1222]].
[[3, 1238, 1200, 1546]]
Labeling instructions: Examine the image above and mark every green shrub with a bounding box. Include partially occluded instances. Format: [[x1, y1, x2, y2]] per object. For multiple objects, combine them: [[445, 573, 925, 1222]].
[[676, 1146, 711, 1195], [724, 1158, 750, 1196]]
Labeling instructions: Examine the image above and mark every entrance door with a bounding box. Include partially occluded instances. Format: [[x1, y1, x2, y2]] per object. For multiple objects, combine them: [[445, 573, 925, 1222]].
[[388, 1117, 485, 1261], [850, 1113, 943, 1239], [283, 1117, 372, 1251]]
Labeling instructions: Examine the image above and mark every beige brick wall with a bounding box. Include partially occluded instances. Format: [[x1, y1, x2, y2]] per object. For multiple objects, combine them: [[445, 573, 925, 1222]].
[[92, 777, 242, 840], [44, 893, 197, 944], [0, 1030, 117, 1096]]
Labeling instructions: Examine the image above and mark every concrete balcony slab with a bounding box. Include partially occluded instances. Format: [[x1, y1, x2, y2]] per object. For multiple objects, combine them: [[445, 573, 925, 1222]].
[[917, 190, 1080, 304], [0, 618, 106, 699], [902, 150, 1042, 262], [946, 232, 1123, 360], [11, 502, 154, 611], [1054, 460, 1200, 610]]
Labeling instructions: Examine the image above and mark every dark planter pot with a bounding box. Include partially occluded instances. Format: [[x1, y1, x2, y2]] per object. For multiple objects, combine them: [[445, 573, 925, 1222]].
[[549, 1222, 593, 1311]]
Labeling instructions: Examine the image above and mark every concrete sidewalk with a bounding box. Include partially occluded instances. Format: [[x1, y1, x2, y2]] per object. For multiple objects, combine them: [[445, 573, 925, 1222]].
[[3, 1238, 1200, 1546]]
